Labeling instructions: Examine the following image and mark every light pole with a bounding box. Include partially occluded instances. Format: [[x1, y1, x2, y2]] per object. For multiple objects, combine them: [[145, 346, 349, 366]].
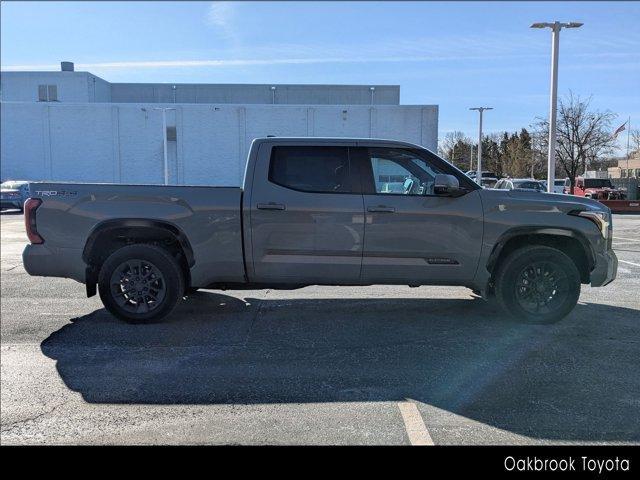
[[469, 107, 493, 185], [153, 107, 176, 185], [531, 21, 583, 192]]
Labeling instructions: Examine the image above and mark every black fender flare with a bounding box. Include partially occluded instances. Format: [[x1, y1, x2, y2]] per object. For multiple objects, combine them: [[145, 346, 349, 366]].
[[486, 226, 595, 274], [82, 218, 195, 267]]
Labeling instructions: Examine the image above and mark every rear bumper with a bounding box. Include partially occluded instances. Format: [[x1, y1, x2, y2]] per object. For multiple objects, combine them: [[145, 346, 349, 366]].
[[22, 244, 86, 283], [590, 248, 618, 287]]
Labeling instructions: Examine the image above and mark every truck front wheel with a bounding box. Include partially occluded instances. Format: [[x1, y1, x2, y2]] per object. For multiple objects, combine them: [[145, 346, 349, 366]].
[[98, 244, 184, 323], [494, 245, 581, 324]]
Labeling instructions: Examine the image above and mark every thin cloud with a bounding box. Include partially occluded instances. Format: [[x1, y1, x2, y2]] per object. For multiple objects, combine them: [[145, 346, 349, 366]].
[[3, 52, 638, 72], [206, 1, 238, 44], [0, 54, 547, 71], [2, 30, 636, 72]]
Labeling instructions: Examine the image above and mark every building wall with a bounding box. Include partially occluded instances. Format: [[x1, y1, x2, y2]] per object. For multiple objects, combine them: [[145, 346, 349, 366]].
[[89, 74, 112, 102], [2, 72, 399, 105], [1, 102, 438, 186], [0, 72, 98, 102], [110, 83, 400, 105]]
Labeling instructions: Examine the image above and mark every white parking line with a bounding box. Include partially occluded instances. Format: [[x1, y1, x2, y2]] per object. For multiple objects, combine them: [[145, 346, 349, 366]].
[[613, 236, 640, 243], [619, 260, 640, 268], [397, 401, 434, 446]]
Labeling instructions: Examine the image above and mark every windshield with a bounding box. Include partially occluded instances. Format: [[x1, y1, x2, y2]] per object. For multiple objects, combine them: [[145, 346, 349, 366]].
[[584, 179, 613, 188]]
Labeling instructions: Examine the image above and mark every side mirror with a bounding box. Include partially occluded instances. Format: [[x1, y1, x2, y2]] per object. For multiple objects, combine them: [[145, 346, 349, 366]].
[[434, 174, 465, 197]]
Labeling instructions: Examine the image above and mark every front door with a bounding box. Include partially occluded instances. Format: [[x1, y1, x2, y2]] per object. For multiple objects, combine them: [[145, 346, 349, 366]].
[[358, 146, 484, 285], [250, 143, 365, 284]]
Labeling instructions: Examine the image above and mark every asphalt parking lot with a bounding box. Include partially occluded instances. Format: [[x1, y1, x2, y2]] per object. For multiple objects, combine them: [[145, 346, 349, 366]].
[[1, 210, 639, 445]]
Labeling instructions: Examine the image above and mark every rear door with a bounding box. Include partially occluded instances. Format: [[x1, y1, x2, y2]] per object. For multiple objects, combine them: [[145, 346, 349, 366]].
[[356, 146, 484, 285], [249, 142, 365, 284]]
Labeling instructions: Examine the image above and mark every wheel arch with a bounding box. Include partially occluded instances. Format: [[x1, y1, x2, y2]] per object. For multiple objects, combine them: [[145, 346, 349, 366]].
[[487, 227, 595, 284], [82, 219, 195, 296]]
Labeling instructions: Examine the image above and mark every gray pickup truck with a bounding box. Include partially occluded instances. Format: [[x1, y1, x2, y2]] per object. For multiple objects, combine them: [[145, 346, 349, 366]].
[[22, 137, 617, 324]]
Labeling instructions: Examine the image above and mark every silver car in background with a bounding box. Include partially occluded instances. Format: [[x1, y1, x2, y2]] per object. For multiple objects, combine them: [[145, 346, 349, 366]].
[[540, 179, 566, 194], [494, 178, 546, 192], [0, 180, 30, 212]]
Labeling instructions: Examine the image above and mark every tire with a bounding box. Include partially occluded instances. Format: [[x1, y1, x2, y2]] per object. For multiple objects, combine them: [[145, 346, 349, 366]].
[[98, 244, 184, 323], [494, 245, 581, 324]]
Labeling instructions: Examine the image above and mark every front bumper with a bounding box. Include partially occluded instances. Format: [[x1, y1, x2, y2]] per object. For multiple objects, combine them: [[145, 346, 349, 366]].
[[590, 248, 618, 287], [23, 244, 86, 283]]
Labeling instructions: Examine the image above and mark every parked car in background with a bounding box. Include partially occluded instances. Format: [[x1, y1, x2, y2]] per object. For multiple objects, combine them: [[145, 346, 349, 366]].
[[466, 170, 497, 180], [480, 176, 498, 189], [494, 178, 546, 192], [22, 137, 617, 325], [466, 171, 499, 188], [1, 180, 30, 211], [540, 179, 566, 194], [565, 177, 626, 200]]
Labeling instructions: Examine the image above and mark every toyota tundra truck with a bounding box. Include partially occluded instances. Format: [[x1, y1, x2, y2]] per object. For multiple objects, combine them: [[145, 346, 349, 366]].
[[22, 137, 617, 324]]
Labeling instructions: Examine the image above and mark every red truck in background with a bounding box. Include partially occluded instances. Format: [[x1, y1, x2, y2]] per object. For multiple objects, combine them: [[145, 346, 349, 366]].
[[564, 176, 640, 213], [564, 177, 626, 200]]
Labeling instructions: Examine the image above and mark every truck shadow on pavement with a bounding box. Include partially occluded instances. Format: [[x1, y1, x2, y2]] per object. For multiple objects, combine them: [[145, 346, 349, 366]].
[[41, 291, 640, 442]]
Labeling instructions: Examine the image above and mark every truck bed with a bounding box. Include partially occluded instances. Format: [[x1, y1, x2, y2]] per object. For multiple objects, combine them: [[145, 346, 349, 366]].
[[24, 182, 246, 286]]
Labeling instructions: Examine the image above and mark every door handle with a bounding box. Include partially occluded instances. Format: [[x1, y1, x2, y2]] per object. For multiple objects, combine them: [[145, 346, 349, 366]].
[[367, 206, 395, 213], [257, 203, 286, 211]]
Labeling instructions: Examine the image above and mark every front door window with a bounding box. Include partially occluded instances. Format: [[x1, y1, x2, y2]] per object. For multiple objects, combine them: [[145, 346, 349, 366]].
[[368, 148, 446, 196]]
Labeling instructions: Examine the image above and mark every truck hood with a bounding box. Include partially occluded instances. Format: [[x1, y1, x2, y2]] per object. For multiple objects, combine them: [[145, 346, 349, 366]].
[[479, 188, 609, 214]]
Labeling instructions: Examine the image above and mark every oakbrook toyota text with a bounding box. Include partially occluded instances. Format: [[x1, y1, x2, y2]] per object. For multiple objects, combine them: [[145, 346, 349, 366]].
[[504, 456, 630, 473]]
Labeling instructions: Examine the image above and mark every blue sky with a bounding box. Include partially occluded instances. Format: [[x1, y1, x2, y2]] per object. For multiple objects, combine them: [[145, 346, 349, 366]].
[[2, 1, 639, 151]]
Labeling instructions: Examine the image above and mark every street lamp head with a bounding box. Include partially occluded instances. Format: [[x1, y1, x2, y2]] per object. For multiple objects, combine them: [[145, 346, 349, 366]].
[[531, 21, 583, 29]]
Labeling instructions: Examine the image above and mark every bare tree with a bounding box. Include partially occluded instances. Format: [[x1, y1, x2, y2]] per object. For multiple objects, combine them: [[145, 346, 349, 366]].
[[530, 129, 548, 179], [438, 131, 474, 170], [630, 128, 640, 156], [533, 93, 617, 193], [438, 131, 467, 158]]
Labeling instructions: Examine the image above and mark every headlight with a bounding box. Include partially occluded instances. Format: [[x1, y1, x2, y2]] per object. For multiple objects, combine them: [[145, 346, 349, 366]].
[[569, 209, 611, 240]]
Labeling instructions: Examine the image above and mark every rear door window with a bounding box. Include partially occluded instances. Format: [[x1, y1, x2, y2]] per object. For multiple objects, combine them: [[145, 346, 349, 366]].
[[269, 146, 352, 193]]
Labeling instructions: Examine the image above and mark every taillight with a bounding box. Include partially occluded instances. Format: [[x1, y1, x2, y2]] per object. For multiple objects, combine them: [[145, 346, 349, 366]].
[[24, 198, 44, 244]]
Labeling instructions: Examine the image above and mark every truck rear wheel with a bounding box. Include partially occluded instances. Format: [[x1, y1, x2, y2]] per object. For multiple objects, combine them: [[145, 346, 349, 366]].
[[98, 244, 184, 323], [494, 245, 581, 324]]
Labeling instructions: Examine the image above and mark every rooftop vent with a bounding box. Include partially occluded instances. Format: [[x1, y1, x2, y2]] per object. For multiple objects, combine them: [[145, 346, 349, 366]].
[[60, 61, 74, 72]]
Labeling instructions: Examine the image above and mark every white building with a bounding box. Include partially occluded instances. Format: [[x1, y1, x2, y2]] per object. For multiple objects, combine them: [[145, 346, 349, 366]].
[[1, 62, 438, 186]]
